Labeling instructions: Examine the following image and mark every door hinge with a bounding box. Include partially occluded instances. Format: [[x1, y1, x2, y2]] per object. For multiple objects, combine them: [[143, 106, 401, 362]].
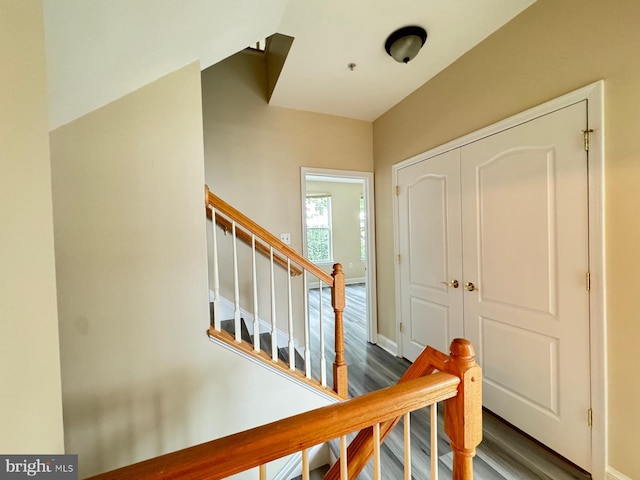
[[586, 271, 591, 291], [399, 322, 404, 333], [587, 408, 593, 428], [397, 254, 401, 264], [395, 185, 400, 196], [582, 129, 594, 152]]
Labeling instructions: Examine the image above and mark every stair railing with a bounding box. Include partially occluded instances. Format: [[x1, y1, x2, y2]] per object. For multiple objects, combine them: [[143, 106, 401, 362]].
[[87, 339, 482, 480], [205, 186, 348, 399]]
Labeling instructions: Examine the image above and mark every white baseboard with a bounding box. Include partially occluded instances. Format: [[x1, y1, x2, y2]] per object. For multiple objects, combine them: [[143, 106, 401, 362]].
[[272, 452, 302, 480], [211, 292, 300, 350], [376, 334, 398, 356], [606, 467, 633, 480]]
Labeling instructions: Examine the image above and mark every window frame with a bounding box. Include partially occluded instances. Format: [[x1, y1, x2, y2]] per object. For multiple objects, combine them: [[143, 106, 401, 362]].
[[305, 194, 334, 264]]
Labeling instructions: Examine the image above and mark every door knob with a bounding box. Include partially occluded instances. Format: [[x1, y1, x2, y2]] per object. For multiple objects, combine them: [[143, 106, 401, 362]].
[[441, 280, 459, 288], [464, 282, 476, 292]]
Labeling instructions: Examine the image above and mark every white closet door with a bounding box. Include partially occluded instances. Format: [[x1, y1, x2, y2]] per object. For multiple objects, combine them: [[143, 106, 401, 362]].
[[397, 149, 464, 360], [460, 101, 591, 470]]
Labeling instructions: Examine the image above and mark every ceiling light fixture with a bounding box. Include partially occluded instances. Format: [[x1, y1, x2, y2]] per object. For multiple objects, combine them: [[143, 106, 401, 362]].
[[384, 26, 427, 64]]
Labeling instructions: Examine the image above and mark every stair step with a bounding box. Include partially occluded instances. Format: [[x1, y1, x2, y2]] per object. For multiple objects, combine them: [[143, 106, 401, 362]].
[[291, 464, 330, 480], [259, 332, 273, 354], [278, 346, 305, 371], [219, 318, 252, 344], [217, 317, 306, 374]]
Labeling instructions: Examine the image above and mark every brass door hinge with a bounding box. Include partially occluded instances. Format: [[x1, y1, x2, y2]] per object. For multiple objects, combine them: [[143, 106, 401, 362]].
[[397, 254, 401, 264], [395, 185, 400, 196], [588, 408, 593, 428], [399, 322, 404, 333], [582, 129, 594, 152], [586, 272, 591, 291]]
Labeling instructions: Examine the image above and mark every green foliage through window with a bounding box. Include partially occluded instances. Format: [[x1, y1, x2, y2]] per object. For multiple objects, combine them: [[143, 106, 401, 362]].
[[360, 195, 366, 261], [306, 196, 332, 263]]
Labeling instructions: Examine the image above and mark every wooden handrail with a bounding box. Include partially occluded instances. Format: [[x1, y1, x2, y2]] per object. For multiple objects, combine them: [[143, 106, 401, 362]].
[[204, 186, 349, 399], [206, 207, 303, 276], [323, 344, 451, 479], [205, 186, 333, 286], [325, 339, 482, 480], [87, 372, 460, 480]]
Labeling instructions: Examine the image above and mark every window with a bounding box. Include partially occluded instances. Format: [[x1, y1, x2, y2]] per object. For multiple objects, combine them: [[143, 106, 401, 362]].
[[306, 195, 333, 263], [359, 194, 366, 261]]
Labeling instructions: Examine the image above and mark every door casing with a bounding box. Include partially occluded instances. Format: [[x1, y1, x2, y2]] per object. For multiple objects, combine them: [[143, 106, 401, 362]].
[[392, 81, 606, 479], [301, 167, 378, 344]]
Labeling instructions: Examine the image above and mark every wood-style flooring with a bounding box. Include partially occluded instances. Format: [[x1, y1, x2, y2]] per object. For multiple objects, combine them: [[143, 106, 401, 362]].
[[307, 284, 591, 480]]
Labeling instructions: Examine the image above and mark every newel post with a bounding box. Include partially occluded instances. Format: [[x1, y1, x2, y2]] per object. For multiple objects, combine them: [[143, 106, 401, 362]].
[[444, 339, 483, 480], [331, 263, 348, 398]]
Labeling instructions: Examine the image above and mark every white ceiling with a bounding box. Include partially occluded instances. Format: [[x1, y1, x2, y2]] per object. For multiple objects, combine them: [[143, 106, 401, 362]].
[[271, 0, 535, 120], [42, 0, 535, 130]]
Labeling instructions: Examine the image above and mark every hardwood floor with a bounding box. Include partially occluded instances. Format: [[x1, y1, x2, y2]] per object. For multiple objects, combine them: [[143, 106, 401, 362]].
[[308, 284, 591, 479]]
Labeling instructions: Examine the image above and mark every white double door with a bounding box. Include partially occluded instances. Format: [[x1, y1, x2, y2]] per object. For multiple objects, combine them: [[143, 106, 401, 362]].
[[397, 102, 591, 470]]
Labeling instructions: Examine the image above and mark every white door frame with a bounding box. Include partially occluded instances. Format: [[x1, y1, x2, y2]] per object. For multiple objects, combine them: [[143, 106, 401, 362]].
[[301, 167, 378, 344], [392, 81, 606, 479]]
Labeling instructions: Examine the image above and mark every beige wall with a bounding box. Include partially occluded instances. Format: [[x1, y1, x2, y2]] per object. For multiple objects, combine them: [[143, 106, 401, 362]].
[[202, 51, 373, 339], [306, 181, 366, 281], [373, 0, 640, 476], [202, 51, 373, 252], [0, 0, 64, 453], [49, 63, 331, 478]]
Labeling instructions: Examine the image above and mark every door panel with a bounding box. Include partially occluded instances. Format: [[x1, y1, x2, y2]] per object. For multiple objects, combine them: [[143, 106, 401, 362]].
[[461, 102, 591, 470], [475, 147, 558, 314], [398, 149, 463, 358]]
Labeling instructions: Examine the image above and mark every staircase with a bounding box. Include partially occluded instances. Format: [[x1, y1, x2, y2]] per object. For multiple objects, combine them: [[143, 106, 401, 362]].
[[83, 188, 484, 479], [217, 316, 306, 372], [86, 339, 483, 480], [204, 185, 348, 400]]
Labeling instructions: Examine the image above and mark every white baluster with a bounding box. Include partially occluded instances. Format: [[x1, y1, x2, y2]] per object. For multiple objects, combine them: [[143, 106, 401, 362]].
[[287, 259, 295, 371], [404, 412, 411, 480], [270, 247, 278, 362], [303, 271, 311, 378], [373, 422, 381, 480], [431, 403, 438, 480], [319, 281, 327, 387], [210, 206, 221, 331], [232, 221, 241, 343], [251, 234, 260, 352], [340, 435, 348, 480], [302, 448, 309, 480]]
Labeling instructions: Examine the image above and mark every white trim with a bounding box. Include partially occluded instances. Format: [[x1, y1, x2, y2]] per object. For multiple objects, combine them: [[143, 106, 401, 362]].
[[376, 334, 398, 357], [272, 452, 302, 480], [301, 167, 378, 345], [606, 468, 633, 480], [213, 293, 301, 350], [391, 81, 606, 479], [272, 444, 331, 480]]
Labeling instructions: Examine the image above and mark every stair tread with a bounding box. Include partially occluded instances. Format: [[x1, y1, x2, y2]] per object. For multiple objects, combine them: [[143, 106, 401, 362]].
[[219, 318, 252, 344], [278, 346, 306, 371], [215, 316, 307, 374]]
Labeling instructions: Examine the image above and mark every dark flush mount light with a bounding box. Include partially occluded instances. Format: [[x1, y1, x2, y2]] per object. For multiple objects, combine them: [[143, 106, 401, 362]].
[[385, 26, 427, 64]]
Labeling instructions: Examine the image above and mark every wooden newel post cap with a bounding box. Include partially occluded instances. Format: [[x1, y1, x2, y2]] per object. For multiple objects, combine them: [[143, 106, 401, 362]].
[[449, 338, 475, 362]]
